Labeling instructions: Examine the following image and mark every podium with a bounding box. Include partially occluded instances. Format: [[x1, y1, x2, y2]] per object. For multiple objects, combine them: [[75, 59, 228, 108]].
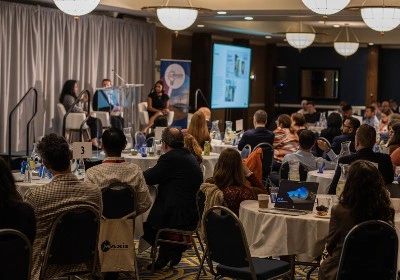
[[93, 84, 144, 133]]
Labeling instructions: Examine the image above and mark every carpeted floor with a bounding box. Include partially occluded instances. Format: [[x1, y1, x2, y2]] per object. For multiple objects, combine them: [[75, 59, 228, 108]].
[[113, 244, 319, 280]]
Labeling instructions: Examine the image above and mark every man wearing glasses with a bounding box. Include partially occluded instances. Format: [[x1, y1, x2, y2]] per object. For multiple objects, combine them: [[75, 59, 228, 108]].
[[328, 117, 360, 155]]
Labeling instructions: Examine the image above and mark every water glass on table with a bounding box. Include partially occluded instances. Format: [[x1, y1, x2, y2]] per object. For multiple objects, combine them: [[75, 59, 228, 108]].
[[269, 186, 279, 203]]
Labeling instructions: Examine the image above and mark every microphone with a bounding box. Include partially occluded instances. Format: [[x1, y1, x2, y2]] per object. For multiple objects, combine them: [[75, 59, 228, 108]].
[[195, 88, 210, 110], [112, 69, 125, 84]]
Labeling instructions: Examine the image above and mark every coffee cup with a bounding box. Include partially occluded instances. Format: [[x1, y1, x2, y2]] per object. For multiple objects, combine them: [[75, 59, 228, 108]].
[[258, 194, 269, 209]]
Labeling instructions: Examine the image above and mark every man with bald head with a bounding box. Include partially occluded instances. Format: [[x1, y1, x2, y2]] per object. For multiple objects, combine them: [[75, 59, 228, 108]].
[[141, 127, 203, 270]]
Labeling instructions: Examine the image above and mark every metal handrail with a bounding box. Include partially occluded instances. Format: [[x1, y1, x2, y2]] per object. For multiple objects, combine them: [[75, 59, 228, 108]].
[[8, 87, 38, 161], [62, 89, 91, 140]]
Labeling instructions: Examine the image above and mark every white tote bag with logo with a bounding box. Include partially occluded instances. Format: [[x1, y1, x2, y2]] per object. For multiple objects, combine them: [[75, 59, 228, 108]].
[[98, 218, 136, 272]]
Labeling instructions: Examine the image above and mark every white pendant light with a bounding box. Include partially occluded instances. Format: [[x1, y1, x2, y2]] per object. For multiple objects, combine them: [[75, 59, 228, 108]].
[[53, 0, 100, 17], [142, 0, 211, 32], [361, 6, 400, 33], [285, 22, 316, 50], [334, 25, 359, 57], [302, 0, 350, 16]]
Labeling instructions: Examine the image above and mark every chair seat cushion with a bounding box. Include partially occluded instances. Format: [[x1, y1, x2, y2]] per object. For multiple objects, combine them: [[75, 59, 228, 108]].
[[216, 257, 290, 280]]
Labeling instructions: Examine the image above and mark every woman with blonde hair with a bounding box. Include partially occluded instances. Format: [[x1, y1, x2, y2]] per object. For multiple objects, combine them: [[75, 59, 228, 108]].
[[184, 134, 203, 164], [187, 110, 211, 150], [273, 114, 299, 163]]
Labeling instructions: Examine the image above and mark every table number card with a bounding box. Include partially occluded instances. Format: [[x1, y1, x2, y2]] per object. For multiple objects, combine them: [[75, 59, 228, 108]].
[[236, 119, 243, 131], [72, 142, 92, 159]]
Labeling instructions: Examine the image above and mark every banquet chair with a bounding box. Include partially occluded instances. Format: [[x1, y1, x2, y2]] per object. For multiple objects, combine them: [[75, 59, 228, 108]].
[[57, 103, 90, 143], [196, 206, 290, 280], [40, 205, 100, 280], [253, 142, 274, 184], [102, 182, 139, 279], [278, 161, 309, 185], [0, 229, 32, 280], [336, 220, 398, 280], [138, 102, 174, 128], [135, 131, 146, 148], [240, 144, 252, 159]]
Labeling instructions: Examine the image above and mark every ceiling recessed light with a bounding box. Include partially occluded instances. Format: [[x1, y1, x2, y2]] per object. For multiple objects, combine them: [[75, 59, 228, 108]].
[[217, 11, 226, 15], [369, 42, 374, 45], [333, 24, 340, 28], [265, 35, 272, 39], [197, 24, 204, 27], [244, 16, 253, 20]]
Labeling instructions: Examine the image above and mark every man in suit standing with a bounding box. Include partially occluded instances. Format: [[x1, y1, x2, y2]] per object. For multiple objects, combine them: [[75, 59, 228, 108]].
[[325, 124, 394, 194], [141, 127, 203, 269], [238, 109, 274, 150]]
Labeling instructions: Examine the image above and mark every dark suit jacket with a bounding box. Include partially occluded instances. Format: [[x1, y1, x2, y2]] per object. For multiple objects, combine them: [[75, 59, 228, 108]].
[[331, 134, 356, 155], [238, 127, 274, 150], [328, 148, 394, 194], [144, 148, 203, 230]]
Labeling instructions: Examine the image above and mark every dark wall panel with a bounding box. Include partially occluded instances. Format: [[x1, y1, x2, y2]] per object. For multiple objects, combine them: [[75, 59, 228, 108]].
[[379, 48, 400, 102]]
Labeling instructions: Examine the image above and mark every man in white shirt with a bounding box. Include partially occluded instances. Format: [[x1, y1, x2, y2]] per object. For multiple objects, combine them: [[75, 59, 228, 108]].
[[363, 105, 380, 133], [283, 129, 336, 171]]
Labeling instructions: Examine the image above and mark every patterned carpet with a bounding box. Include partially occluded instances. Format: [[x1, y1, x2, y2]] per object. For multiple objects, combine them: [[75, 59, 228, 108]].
[[113, 243, 319, 280]]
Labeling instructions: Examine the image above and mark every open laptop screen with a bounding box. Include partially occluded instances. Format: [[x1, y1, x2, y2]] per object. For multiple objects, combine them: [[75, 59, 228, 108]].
[[274, 180, 318, 211]]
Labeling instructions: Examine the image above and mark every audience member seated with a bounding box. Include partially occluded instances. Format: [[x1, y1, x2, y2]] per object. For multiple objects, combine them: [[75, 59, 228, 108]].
[[85, 128, 151, 215], [371, 102, 382, 120], [390, 99, 399, 113], [324, 125, 394, 194], [341, 104, 353, 119], [386, 122, 400, 155], [291, 112, 306, 133], [273, 114, 299, 165], [304, 101, 321, 125], [140, 128, 203, 270], [201, 148, 267, 216], [318, 160, 395, 280], [187, 110, 211, 150], [144, 80, 170, 133], [282, 130, 336, 171], [391, 146, 400, 166], [184, 134, 203, 164], [238, 109, 274, 150], [297, 99, 308, 115], [363, 105, 379, 133], [317, 112, 342, 157], [197, 107, 212, 131], [24, 134, 102, 280], [330, 117, 360, 155], [379, 107, 393, 139], [93, 78, 124, 129], [59, 79, 102, 148], [0, 157, 36, 244]]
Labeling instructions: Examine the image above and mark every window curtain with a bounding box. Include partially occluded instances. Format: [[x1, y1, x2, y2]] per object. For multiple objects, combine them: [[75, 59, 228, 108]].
[[0, 1, 155, 153]]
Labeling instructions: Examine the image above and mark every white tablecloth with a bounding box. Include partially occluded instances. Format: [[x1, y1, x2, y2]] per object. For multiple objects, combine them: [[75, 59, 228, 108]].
[[123, 152, 220, 180], [307, 170, 335, 194], [14, 173, 156, 238], [211, 141, 238, 154], [239, 200, 400, 269]]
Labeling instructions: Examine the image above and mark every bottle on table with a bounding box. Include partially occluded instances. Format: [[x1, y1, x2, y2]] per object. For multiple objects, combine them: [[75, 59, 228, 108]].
[[77, 158, 85, 176], [204, 141, 211, 156]]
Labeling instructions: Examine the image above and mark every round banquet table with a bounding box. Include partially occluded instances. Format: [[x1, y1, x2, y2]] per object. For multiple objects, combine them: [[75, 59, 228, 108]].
[[239, 200, 400, 269], [307, 169, 335, 194], [14, 172, 156, 238], [211, 141, 238, 154], [122, 152, 220, 180]]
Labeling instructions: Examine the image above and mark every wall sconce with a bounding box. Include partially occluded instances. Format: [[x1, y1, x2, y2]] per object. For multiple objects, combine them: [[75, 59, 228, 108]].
[[250, 74, 256, 80]]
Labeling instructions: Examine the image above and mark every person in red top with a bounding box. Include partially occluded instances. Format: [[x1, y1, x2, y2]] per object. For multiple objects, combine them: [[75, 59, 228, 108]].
[[203, 148, 267, 215]]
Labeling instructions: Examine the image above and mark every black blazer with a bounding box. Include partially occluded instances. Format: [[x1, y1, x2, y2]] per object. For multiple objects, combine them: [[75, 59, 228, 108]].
[[238, 127, 274, 151], [328, 148, 394, 194], [331, 134, 356, 155], [144, 148, 203, 230]]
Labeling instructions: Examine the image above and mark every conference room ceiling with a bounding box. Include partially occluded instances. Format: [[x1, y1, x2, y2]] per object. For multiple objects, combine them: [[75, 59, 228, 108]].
[[19, 0, 400, 46]]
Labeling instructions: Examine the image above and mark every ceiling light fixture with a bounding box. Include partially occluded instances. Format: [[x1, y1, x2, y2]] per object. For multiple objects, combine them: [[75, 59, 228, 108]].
[[142, 0, 211, 34], [53, 0, 100, 17], [302, 0, 350, 18], [349, 0, 400, 34], [285, 22, 316, 50], [334, 25, 359, 57]]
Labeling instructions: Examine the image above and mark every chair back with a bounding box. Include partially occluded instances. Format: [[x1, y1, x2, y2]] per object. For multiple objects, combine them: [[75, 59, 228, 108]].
[[336, 220, 398, 280], [102, 181, 137, 219], [138, 102, 149, 126], [253, 143, 274, 182], [40, 205, 100, 278], [196, 189, 206, 222], [0, 229, 32, 280], [57, 103, 66, 121], [135, 131, 146, 147], [240, 144, 252, 159], [203, 206, 256, 276], [201, 164, 206, 180], [279, 161, 309, 183]]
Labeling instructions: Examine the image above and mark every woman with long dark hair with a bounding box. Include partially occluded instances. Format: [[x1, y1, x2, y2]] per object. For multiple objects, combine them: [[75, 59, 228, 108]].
[[144, 80, 170, 132], [59, 79, 102, 148], [201, 148, 266, 215], [318, 160, 395, 280], [0, 158, 36, 244], [187, 110, 211, 150], [320, 112, 342, 144], [387, 121, 400, 154]]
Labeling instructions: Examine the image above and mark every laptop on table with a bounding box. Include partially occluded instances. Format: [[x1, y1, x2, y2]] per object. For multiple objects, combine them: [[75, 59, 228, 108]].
[[259, 180, 319, 216]]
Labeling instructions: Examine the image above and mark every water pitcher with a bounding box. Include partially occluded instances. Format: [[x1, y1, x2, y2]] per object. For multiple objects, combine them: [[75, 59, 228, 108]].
[[210, 120, 221, 140]]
